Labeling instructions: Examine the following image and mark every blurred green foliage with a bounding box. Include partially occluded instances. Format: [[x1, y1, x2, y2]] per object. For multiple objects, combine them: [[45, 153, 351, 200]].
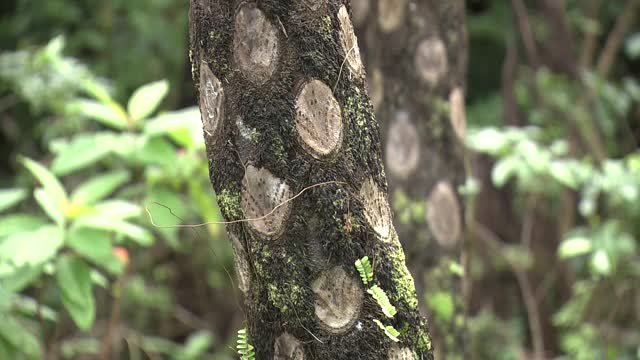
[[0, 36, 235, 358]]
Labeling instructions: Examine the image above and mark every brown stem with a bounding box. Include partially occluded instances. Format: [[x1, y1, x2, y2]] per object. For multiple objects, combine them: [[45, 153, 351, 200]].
[[596, 0, 640, 77], [100, 268, 129, 360], [511, 0, 540, 67], [580, 0, 604, 69]]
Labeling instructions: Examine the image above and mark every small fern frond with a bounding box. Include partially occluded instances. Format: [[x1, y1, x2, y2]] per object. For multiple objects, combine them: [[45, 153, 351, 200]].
[[367, 285, 397, 318], [373, 319, 401, 342], [355, 256, 374, 285], [236, 328, 255, 360]]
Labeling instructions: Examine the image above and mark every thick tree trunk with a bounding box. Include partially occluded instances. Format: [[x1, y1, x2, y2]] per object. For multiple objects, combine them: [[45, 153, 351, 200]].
[[189, 1, 434, 358], [353, 1, 468, 358]]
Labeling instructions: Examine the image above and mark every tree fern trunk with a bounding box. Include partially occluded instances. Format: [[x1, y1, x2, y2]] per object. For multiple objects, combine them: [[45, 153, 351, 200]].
[[353, 1, 468, 358], [189, 1, 434, 358]]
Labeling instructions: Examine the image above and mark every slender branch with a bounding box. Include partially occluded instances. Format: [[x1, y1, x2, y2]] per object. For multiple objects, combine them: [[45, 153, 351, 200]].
[[511, 0, 540, 67], [580, 0, 604, 69], [596, 0, 640, 76]]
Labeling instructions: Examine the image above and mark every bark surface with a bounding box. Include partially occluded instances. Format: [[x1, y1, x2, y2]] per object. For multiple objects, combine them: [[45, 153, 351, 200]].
[[353, 1, 468, 358], [189, 1, 434, 358]]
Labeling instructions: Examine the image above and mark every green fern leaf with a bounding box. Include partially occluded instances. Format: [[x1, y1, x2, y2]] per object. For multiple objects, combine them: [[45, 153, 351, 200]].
[[236, 328, 255, 360], [373, 319, 401, 342], [355, 256, 374, 285], [367, 285, 397, 318]]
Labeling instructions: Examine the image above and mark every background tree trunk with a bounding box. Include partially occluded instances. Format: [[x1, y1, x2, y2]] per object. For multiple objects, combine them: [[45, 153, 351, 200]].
[[353, 1, 468, 358], [189, 1, 435, 358]]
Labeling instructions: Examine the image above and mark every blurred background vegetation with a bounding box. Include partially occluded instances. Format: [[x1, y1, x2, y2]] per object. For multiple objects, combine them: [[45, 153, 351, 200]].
[[0, 0, 638, 359]]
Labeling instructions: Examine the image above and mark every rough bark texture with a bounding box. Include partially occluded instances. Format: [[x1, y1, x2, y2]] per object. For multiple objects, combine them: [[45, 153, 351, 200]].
[[189, 1, 434, 358], [353, 1, 468, 358]]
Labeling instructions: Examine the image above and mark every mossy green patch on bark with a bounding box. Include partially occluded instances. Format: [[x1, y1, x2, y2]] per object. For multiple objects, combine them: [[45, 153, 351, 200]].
[[216, 189, 242, 221]]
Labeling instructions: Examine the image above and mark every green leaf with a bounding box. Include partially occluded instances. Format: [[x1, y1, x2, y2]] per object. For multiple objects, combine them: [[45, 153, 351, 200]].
[[0, 214, 46, 239], [56, 256, 95, 330], [92, 200, 141, 220], [66, 99, 128, 130], [146, 188, 186, 248], [590, 250, 612, 275], [492, 157, 519, 187], [127, 80, 169, 122], [135, 137, 177, 166], [0, 314, 43, 358], [71, 170, 131, 205], [66, 228, 123, 275], [74, 217, 153, 246], [355, 256, 374, 285], [559, 236, 593, 259], [144, 107, 204, 149], [625, 33, 640, 59], [177, 331, 214, 359], [372, 319, 400, 342], [367, 285, 397, 318], [0, 226, 63, 276], [466, 127, 509, 155], [0, 189, 27, 213], [12, 295, 58, 322], [20, 157, 67, 205], [0, 265, 44, 294], [51, 134, 113, 175], [34, 188, 65, 226], [60, 338, 100, 359]]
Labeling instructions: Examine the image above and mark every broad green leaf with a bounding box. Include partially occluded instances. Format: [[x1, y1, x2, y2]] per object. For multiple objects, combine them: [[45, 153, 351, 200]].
[[56, 256, 95, 330], [0, 314, 43, 358], [0, 265, 44, 293], [20, 157, 67, 204], [66, 228, 123, 275], [0, 189, 27, 213], [12, 295, 58, 322], [0, 214, 46, 239], [625, 33, 640, 59], [66, 99, 128, 130], [177, 331, 214, 359], [127, 80, 169, 122], [492, 157, 519, 187], [135, 137, 177, 166], [71, 170, 131, 205], [60, 338, 100, 359], [466, 127, 509, 155], [559, 237, 593, 259], [590, 250, 612, 275], [0, 226, 63, 276], [550, 161, 578, 189], [146, 188, 186, 248], [51, 134, 113, 175], [34, 188, 64, 226], [144, 107, 204, 149], [93, 200, 141, 220], [140, 336, 179, 355], [74, 217, 153, 246]]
